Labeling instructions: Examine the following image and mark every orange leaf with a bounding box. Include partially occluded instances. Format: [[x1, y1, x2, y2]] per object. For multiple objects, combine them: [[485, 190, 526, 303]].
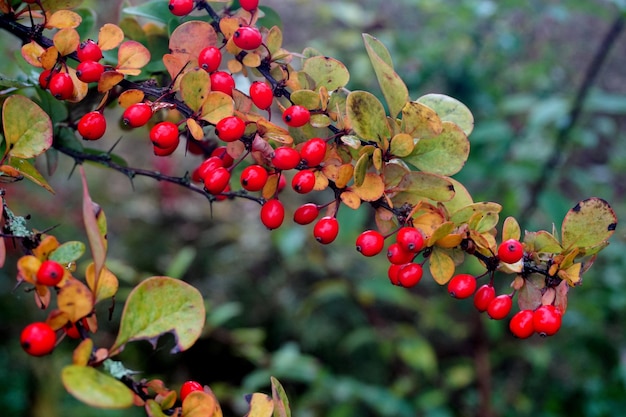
[[340, 191, 361, 210], [169, 21, 218, 59], [117, 41, 151, 74], [53, 28, 80, 56], [57, 278, 94, 322], [46, 10, 82, 29], [352, 173, 384, 202], [33, 235, 61, 260], [21, 41, 45, 67], [163, 53, 188, 81], [98, 71, 125, 93], [17, 255, 41, 285], [66, 66, 89, 103], [98, 23, 124, 51], [40, 46, 59, 70], [85, 262, 119, 303], [118, 89, 145, 108]]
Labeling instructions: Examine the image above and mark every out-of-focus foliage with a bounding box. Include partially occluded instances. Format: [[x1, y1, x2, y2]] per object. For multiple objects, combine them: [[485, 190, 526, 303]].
[[1, 0, 625, 416]]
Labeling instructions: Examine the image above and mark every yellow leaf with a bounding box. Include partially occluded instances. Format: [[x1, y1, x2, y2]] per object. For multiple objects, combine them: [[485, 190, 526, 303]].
[[186, 118, 204, 141], [57, 278, 94, 322], [183, 391, 219, 417], [73, 338, 94, 366], [21, 41, 45, 67], [85, 263, 119, 303], [340, 191, 361, 210], [335, 164, 354, 189], [53, 28, 80, 56], [33, 235, 61, 259], [200, 92, 234, 124], [40, 46, 59, 70], [352, 172, 384, 202], [17, 255, 41, 285], [428, 248, 455, 285], [98, 23, 125, 51], [47, 10, 82, 29], [117, 41, 151, 72], [118, 89, 145, 108]]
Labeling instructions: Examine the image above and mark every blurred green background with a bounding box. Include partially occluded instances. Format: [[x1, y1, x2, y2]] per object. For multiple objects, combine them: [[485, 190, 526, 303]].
[[1, 0, 626, 416]]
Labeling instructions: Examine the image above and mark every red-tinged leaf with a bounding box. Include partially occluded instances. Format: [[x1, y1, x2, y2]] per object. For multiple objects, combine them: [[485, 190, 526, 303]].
[[110, 276, 205, 355], [561, 198, 617, 251], [163, 53, 188, 81], [169, 21, 219, 60], [57, 278, 94, 323], [554, 279, 569, 313], [61, 365, 134, 409], [85, 263, 119, 303], [363, 34, 409, 118], [8, 156, 54, 193], [98, 23, 125, 51], [80, 166, 107, 283], [245, 393, 274, 417], [271, 377, 291, 417], [117, 40, 151, 75], [181, 69, 211, 112], [183, 391, 221, 417], [517, 278, 542, 311], [21, 41, 45, 67], [2, 95, 53, 159]]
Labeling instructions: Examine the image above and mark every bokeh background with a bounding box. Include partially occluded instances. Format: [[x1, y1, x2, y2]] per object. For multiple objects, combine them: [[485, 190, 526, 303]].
[[1, 0, 626, 416]]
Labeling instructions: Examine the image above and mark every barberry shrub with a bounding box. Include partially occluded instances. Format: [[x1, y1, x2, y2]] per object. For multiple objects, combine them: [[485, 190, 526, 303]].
[[0, 0, 618, 416]]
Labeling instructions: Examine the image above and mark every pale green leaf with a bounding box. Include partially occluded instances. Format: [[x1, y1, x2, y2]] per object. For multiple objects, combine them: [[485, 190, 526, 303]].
[[61, 365, 134, 409]]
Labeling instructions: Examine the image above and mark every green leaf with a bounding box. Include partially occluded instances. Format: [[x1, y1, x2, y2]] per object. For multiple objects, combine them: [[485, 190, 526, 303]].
[[2, 95, 53, 159], [271, 377, 291, 417], [449, 202, 502, 226], [441, 178, 473, 215], [403, 121, 470, 176], [389, 133, 414, 157], [0, 75, 31, 89], [561, 198, 617, 251], [7, 156, 54, 193], [362, 34, 408, 118], [110, 276, 205, 355], [258, 6, 283, 30], [417, 93, 474, 136], [346, 91, 390, 144], [302, 56, 350, 91], [181, 69, 211, 112], [49, 241, 86, 265], [80, 166, 107, 283], [393, 172, 455, 203], [61, 365, 134, 409], [122, 0, 173, 23]]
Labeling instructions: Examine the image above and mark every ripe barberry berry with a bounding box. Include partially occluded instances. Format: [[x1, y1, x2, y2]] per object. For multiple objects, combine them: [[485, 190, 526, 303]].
[[356, 230, 385, 257], [64, 318, 90, 339], [122, 103, 153, 128], [447, 273, 477, 299], [198, 46, 222, 73], [313, 216, 339, 244], [498, 238, 524, 264], [20, 322, 56, 356], [240, 164, 268, 191], [509, 310, 535, 339], [396, 227, 424, 253], [215, 116, 245, 142], [386, 243, 414, 265], [210, 71, 235, 96], [533, 305, 562, 337], [291, 170, 316, 194], [299, 137, 327, 167], [249, 81, 273, 110], [77, 111, 107, 141], [293, 203, 319, 225], [180, 380, 203, 402], [36, 260, 65, 286], [210, 146, 234, 167], [387, 263, 404, 286], [150, 121, 180, 149], [239, 0, 259, 11], [76, 60, 104, 83], [272, 147, 301, 170], [487, 294, 513, 320], [76, 39, 103, 62], [282, 105, 310, 127], [38, 69, 53, 89], [260, 199, 285, 230], [233, 26, 263, 50], [203, 166, 231, 194], [153, 143, 178, 156], [473, 284, 496, 312], [397, 263, 423, 288], [196, 156, 224, 181], [49, 72, 74, 100], [169, 0, 194, 16]]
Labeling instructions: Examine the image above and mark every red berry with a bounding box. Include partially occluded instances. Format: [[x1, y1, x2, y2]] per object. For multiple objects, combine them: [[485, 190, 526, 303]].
[[180, 380, 203, 402], [239, 0, 259, 11], [122, 103, 153, 128], [77, 111, 107, 141], [20, 322, 56, 356], [169, 0, 194, 16], [64, 318, 90, 339], [210, 146, 234, 167], [233, 26, 263, 50], [196, 156, 224, 181], [387, 264, 404, 286], [447, 273, 477, 299], [210, 71, 235, 96], [215, 116, 245, 142], [39, 69, 53, 89], [249, 81, 273, 110], [153, 143, 178, 156], [355, 230, 385, 257], [509, 310, 535, 339], [396, 227, 424, 253], [76, 39, 103, 62], [487, 294, 513, 320], [49, 72, 74, 100], [397, 263, 423, 288], [498, 238, 524, 264], [293, 203, 319, 225], [36, 260, 65, 286], [272, 146, 300, 170], [291, 170, 315, 194], [282, 105, 310, 127], [260, 199, 285, 230], [533, 305, 562, 337], [198, 46, 222, 73], [386, 243, 414, 265], [150, 121, 180, 149], [203, 166, 231, 195], [240, 164, 268, 191], [277, 174, 287, 192], [299, 137, 327, 167], [76, 60, 104, 83], [313, 216, 339, 244], [473, 284, 496, 312]]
